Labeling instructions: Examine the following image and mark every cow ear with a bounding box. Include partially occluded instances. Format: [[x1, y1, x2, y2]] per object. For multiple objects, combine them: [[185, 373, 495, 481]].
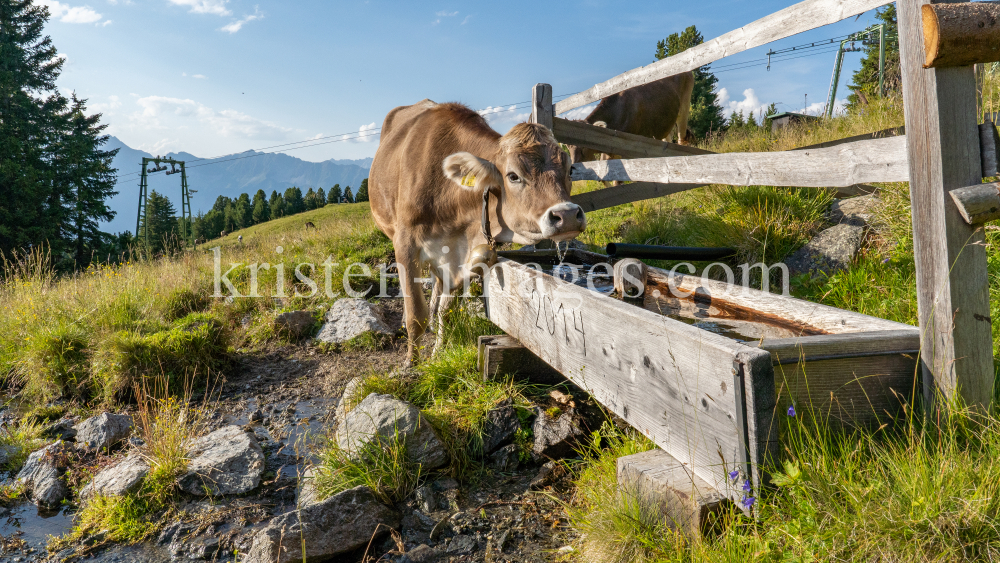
[[593, 121, 607, 128], [443, 152, 502, 191]]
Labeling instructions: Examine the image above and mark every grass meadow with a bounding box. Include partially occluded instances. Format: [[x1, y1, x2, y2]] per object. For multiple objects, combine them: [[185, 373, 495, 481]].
[[2, 68, 1000, 560]]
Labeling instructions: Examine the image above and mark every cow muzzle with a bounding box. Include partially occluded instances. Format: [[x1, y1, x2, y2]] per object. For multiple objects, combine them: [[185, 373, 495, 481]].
[[540, 202, 586, 241]]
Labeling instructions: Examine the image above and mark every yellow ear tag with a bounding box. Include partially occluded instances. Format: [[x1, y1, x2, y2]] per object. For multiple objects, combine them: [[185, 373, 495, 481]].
[[461, 174, 476, 188]]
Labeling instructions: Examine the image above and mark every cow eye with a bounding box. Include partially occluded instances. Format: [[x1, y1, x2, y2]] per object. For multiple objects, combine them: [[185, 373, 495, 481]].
[[506, 172, 520, 183]]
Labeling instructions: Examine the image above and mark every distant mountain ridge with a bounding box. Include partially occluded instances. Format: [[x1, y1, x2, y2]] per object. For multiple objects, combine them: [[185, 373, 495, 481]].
[[102, 136, 372, 234]]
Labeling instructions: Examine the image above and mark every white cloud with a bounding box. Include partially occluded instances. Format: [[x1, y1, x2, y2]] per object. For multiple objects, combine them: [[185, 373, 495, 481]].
[[167, 0, 230, 16], [38, 0, 104, 24], [717, 87, 773, 122], [98, 19, 111, 26], [478, 105, 531, 134], [435, 10, 458, 16], [192, 74, 207, 79], [89, 94, 121, 113], [130, 96, 293, 140], [220, 7, 262, 33], [340, 122, 380, 143], [557, 101, 598, 121], [460, 15, 471, 25]]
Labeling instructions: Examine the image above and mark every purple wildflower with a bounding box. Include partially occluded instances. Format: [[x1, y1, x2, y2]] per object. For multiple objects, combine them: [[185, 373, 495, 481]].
[[882, 257, 891, 264], [729, 470, 740, 481], [742, 480, 752, 493], [787, 404, 796, 417], [741, 496, 756, 509]]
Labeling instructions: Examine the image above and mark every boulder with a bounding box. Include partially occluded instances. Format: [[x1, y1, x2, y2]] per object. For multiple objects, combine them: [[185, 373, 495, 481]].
[[829, 194, 880, 227], [532, 407, 584, 460], [403, 544, 444, 563], [274, 310, 315, 339], [41, 419, 77, 441], [336, 394, 448, 470], [785, 224, 865, 277], [74, 413, 133, 452], [315, 298, 393, 344], [530, 460, 569, 490], [80, 453, 150, 499], [335, 377, 365, 423], [243, 486, 400, 563], [16, 441, 69, 507], [481, 399, 520, 454], [178, 425, 265, 496]]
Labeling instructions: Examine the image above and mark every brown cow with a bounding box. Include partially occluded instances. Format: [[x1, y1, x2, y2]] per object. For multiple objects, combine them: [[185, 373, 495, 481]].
[[567, 71, 695, 166], [370, 100, 586, 365]]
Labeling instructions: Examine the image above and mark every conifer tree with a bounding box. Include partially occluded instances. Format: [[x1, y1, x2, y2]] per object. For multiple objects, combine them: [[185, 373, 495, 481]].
[[655, 26, 726, 139], [355, 179, 369, 203], [304, 187, 318, 210], [846, 4, 900, 110], [328, 184, 342, 204], [317, 187, 326, 206], [343, 187, 354, 204], [251, 189, 269, 225], [140, 190, 177, 253], [284, 187, 305, 214]]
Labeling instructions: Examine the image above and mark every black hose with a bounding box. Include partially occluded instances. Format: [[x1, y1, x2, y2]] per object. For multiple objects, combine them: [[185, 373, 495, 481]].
[[606, 243, 737, 261]]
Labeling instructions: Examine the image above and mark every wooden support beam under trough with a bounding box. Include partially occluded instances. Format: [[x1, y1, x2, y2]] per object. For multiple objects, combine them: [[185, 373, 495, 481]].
[[922, 2, 1000, 68], [476, 335, 565, 385], [552, 117, 712, 159], [950, 182, 1000, 224], [570, 135, 910, 188]]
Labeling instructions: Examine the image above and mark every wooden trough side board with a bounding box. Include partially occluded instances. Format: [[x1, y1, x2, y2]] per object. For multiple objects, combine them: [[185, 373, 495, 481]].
[[645, 267, 921, 428], [486, 258, 777, 500], [571, 135, 910, 188]]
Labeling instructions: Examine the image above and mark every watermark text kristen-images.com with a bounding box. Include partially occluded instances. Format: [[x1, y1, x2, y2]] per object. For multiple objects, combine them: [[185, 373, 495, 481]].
[[210, 246, 792, 300]]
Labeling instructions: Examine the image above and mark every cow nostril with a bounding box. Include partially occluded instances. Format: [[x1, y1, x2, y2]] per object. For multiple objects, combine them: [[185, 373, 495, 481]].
[[548, 211, 562, 226], [576, 208, 584, 222]]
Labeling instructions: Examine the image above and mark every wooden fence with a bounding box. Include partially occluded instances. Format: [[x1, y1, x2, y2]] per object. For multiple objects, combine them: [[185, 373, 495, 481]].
[[496, 0, 1000, 503]]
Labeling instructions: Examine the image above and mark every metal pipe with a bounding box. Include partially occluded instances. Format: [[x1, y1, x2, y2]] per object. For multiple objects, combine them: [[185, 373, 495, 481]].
[[605, 243, 736, 261]]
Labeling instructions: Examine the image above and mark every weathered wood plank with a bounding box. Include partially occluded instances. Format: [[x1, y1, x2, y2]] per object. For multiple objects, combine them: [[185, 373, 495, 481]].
[[900, 0, 994, 408], [486, 259, 776, 498], [982, 121, 1000, 178], [555, 0, 891, 113], [949, 182, 1000, 225], [552, 117, 713, 159], [570, 135, 910, 188], [476, 335, 565, 384], [922, 2, 1000, 69], [571, 181, 708, 212], [618, 449, 730, 536], [791, 126, 905, 151], [645, 267, 913, 335], [758, 330, 919, 427], [531, 84, 554, 130]]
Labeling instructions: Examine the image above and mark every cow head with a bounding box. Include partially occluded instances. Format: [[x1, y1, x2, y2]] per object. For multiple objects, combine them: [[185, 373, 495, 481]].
[[443, 123, 586, 244]]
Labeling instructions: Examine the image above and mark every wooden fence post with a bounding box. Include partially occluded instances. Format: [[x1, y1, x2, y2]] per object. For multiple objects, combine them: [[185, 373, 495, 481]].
[[899, 0, 994, 408], [531, 83, 554, 130]]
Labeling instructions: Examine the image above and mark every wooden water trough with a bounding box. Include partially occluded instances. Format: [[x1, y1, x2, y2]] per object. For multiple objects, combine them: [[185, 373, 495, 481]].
[[483, 249, 919, 503]]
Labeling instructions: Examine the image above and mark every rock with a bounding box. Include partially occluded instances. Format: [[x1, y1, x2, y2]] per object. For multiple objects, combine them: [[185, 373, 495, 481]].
[[178, 425, 265, 496], [187, 537, 220, 560], [335, 377, 364, 423], [243, 485, 400, 563], [0, 444, 20, 468], [481, 399, 519, 454], [829, 194, 880, 227], [315, 298, 393, 344], [403, 544, 443, 563], [336, 394, 448, 470], [785, 224, 865, 277], [532, 407, 583, 460], [274, 310, 315, 339], [16, 441, 69, 507], [414, 485, 437, 514], [530, 461, 568, 490], [296, 466, 321, 508], [41, 419, 76, 441], [489, 444, 520, 472], [248, 408, 264, 423], [80, 453, 149, 499], [157, 521, 189, 545], [447, 534, 477, 555], [74, 413, 133, 452]]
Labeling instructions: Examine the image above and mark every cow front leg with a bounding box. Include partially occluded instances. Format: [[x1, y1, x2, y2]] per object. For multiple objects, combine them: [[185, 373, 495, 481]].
[[428, 275, 442, 334], [432, 291, 457, 356], [396, 246, 429, 367]]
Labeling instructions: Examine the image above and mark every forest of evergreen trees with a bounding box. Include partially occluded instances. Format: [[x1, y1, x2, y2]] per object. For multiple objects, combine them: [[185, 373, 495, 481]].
[[1, 0, 122, 267]]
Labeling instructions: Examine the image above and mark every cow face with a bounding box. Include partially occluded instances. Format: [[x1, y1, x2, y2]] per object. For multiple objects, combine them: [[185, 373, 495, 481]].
[[443, 123, 586, 244]]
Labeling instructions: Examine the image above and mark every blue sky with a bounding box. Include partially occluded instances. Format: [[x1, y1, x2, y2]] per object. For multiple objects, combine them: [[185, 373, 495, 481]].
[[42, 0, 885, 163]]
